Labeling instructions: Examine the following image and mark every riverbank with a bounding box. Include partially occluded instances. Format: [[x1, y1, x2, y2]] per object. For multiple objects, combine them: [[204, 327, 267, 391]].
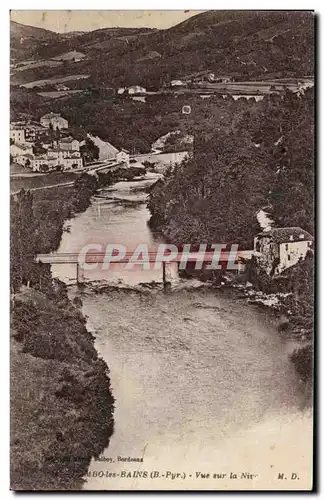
[[80, 283, 312, 490], [177, 262, 313, 391], [10, 173, 118, 490], [147, 182, 313, 388], [40, 174, 312, 491], [11, 284, 114, 490], [205, 269, 313, 397], [10, 171, 80, 194], [146, 221, 313, 389]]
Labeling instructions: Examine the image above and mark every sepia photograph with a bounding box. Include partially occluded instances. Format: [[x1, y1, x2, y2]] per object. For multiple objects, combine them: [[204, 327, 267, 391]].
[[9, 9, 314, 491]]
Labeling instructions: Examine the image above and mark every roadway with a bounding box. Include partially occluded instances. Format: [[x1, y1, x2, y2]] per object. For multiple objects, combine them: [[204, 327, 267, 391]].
[[10, 159, 122, 195]]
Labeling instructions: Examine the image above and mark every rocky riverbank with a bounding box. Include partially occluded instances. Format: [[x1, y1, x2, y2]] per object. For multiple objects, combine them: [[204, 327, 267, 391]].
[[211, 273, 313, 392], [147, 198, 313, 389]]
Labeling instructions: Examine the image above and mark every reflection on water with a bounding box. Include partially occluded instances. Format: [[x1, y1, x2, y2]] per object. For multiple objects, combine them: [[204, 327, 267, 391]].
[[81, 289, 312, 490], [52, 174, 312, 491], [52, 174, 177, 285]]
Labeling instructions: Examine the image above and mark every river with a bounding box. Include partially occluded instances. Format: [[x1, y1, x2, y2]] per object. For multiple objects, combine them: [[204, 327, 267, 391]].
[[51, 174, 313, 490]]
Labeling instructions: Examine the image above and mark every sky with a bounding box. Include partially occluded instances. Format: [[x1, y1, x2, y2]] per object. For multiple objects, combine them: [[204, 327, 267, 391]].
[[10, 10, 203, 33]]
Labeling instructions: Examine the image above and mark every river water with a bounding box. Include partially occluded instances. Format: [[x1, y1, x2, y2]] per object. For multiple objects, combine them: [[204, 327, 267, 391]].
[[52, 174, 313, 490]]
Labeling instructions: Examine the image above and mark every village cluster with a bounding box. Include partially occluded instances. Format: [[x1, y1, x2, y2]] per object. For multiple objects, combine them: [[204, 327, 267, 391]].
[[10, 112, 131, 172], [10, 113, 83, 172]]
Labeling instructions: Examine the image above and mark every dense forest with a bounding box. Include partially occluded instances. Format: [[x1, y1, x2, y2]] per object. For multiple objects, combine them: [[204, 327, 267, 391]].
[[145, 88, 314, 382], [148, 88, 314, 248], [10, 174, 99, 292]]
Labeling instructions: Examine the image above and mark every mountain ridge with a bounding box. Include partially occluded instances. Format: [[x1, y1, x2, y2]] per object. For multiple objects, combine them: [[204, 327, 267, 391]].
[[10, 11, 314, 86]]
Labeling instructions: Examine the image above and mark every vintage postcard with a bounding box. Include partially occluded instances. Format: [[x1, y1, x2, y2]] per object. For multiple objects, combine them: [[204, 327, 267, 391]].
[[10, 10, 314, 491]]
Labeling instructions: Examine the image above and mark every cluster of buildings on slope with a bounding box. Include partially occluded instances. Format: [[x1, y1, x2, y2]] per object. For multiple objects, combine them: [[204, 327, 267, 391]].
[[10, 113, 130, 173], [10, 113, 83, 172], [170, 73, 233, 87], [116, 77, 232, 95]]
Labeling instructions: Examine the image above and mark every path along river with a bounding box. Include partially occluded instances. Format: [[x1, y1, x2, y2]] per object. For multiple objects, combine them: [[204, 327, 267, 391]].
[[51, 173, 312, 490]]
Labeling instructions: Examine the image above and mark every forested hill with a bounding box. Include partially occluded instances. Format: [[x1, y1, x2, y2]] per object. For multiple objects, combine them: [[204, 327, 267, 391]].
[[10, 21, 61, 61], [11, 10, 314, 87], [148, 88, 314, 249]]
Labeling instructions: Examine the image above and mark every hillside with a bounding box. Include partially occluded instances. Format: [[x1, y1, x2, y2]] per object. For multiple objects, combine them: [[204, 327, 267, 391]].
[[10, 20, 61, 61], [10, 10, 314, 87], [10, 20, 59, 40]]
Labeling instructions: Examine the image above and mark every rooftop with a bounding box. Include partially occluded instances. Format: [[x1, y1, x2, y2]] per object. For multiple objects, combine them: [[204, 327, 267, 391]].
[[20, 153, 34, 159], [59, 136, 77, 144], [11, 143, 32, 151], [41, 113, 64, 119], [257, 227, 314, 243]]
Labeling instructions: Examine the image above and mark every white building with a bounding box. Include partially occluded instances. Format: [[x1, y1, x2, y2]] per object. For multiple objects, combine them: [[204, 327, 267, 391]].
[[254, 227, 314, 275], [15, 153, 34, 167], [52, 50, 85, 62], [58, 136, 80, 151], [232, 95, 265, 102], [40, 113, 68, 130], [10, 142, 33, 158], [128, 85, 146, 94], [116, 150, 130, 167], [171, 80, 185, 87], [56, 84, 70, 91], [24, 123, 47, 142], [31, 149, 83, 172], [10, 126, 25, 144]]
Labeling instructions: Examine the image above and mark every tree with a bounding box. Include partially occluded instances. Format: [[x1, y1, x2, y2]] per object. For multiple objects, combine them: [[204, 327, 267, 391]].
[[40, 164, 49, 173], [32, 140, 46, 155], [71, 173, 99, 213], [80, 138, 99, 164], [10, 190, 35, 291], [48, 122, 55, 146]]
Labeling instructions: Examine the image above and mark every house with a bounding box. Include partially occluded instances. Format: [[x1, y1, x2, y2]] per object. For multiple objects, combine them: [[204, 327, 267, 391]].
[[254, 227, 314, 275], [58, 136, 80, 151], [10, 142, 33, 158], [25, 123, 47, 142], [215, 76, 233, 84], [117, 87, 126, 95], [11, 121, 47, 143], [232, 95, 264, 102], [131, 96, 146, 103], [15, 153, 34, 167], [171, 80, 185, 87], [56, 84, 70, 91], [10, 125, 25, 144], [116, 150, 130, 167], [52, 51, 85, 62], [40, 113, 68, 130], [128, 85, 146, 95], [31, 149, 83, 172]]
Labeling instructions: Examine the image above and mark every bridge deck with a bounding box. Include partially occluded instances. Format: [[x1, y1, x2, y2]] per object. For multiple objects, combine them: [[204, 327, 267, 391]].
[[35, 250, 253, 264]]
